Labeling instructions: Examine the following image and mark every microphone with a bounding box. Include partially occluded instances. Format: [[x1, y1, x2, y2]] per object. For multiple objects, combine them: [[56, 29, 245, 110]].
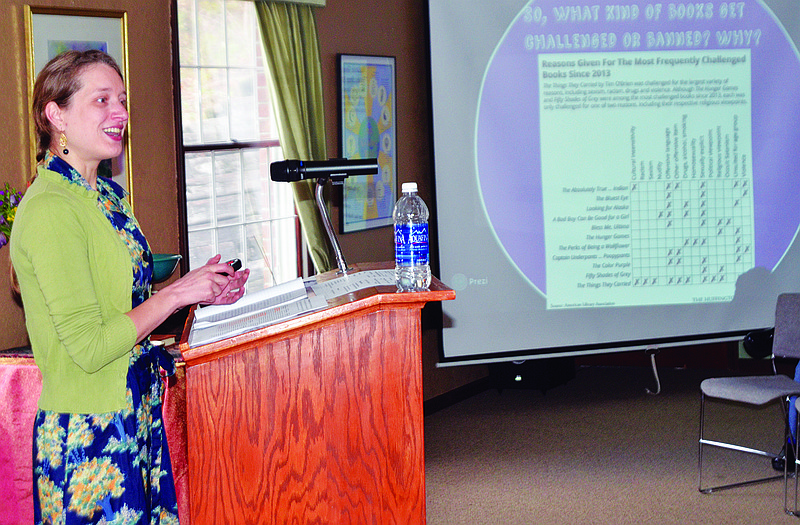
[[270, 158, 379, 182]]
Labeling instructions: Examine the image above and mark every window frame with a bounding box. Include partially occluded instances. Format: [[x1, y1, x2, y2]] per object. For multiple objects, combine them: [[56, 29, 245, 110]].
[[170, 0, 304, 282]]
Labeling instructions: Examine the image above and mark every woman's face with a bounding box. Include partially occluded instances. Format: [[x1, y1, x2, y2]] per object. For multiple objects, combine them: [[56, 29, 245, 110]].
[[56, 63, 128, 169]]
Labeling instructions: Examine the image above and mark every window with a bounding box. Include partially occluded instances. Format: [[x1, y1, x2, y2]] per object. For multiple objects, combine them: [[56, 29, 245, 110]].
[[177, 0, 300, 290]]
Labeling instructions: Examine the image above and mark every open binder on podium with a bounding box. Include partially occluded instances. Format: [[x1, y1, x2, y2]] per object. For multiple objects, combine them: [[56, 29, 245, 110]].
[[186, 268, 397, 347]]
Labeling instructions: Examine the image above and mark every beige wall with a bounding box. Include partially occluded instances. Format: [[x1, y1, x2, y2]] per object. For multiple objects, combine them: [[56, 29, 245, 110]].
[[0, 0, 487, 399]]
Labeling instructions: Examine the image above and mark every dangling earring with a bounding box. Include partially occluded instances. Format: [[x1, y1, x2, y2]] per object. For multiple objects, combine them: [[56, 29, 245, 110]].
[[59, 132, 69, 155]]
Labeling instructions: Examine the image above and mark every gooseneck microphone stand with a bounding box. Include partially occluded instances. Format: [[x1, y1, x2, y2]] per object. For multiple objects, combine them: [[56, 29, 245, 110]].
[[315, 174, 351, 274], [270, 158, 380, 275]]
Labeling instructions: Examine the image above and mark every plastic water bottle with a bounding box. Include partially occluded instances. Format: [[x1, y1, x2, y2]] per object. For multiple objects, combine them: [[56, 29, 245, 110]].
[[394, 182, 431, 291]]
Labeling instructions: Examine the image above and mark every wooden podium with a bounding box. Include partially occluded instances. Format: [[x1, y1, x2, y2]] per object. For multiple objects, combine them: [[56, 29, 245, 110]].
[[178, 263, 454, 524]]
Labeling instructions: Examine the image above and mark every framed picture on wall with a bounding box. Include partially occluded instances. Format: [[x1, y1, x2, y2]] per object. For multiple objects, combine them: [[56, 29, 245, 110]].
[[338, 54, 397, 233], [24, 7, 133, 207]]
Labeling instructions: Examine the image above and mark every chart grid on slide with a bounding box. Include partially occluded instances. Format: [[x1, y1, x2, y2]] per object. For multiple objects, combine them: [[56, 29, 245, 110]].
[[630, 178, 754, 287]]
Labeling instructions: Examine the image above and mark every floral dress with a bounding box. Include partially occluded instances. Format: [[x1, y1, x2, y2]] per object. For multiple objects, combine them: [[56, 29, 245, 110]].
[[32, 153, 180, 525]]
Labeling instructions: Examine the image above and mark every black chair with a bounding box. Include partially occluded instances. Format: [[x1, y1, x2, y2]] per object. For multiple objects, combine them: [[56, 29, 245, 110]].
[[698, 293, 800, 508]]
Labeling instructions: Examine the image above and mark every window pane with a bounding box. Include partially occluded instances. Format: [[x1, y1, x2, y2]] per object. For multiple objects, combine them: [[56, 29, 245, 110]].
[[256, 59, 278, 140], [197, 0, 226, 66], [229, 69, 257, 141], [244, 218, 297, 289], [177, 0, 198, 66], [216, 225, 244, 264], [213, 151, 243, 227], [226, 0, 256, 68], [187, 229, 215, 269], [270, 218, 299, 284], [180, 69, 201, 144], [258, 148, 293, 218], [185, 152, 213, 230], [271, 179, 295, 219], [200, 68, 229, 143], [245, 222, 272, 290], [242, 149, 267, 222]]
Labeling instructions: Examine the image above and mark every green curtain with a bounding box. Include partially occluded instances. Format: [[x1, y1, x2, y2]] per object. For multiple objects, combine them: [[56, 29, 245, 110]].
[[255, 1, 335, 273]]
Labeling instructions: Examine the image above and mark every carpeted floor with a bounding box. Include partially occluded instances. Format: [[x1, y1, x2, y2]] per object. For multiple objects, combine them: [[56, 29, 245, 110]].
[[424, 365, 800, 524]]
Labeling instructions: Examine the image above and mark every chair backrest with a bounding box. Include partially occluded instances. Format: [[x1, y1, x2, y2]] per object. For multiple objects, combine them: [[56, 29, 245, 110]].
[[772, 293, 800, 360]]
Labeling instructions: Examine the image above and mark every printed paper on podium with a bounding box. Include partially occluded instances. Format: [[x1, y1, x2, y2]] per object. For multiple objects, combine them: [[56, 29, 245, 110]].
[[187, 278, 327, 347]]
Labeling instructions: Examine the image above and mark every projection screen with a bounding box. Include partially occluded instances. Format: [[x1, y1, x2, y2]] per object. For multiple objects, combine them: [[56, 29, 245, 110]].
[[428, 0, 800, 365]]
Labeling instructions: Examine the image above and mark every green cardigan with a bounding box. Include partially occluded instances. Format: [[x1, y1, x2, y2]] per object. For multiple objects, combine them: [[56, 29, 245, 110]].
[[10, 166, 139, 413]]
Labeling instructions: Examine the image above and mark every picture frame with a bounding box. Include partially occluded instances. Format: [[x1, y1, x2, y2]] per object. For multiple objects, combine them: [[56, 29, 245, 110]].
[[338, 54, 397, 233], [24, 6, 133, 208]]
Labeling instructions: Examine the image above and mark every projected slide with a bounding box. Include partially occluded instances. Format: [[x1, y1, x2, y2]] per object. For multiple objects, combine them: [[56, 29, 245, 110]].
[[430, 0, 800, 363], [540, 50, 753, 308]]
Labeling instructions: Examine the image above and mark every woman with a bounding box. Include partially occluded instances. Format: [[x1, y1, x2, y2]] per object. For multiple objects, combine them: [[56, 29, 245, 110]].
[[10, 50, 249, 523]]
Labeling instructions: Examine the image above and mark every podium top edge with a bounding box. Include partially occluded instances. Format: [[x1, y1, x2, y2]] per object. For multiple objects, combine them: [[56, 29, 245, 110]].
[[177, 261, 454, 362]]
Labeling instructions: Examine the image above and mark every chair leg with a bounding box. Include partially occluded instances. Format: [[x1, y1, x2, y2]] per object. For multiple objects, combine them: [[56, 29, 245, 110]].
[[698, 392, 706, 492], [786, 404, 800, 516], [796, 435, 800, 513], [699, 393, 784, 494], [784, 426, 792, 515]]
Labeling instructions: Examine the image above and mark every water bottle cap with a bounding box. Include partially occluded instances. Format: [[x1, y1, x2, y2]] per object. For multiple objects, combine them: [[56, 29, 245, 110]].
[[402, 182, 418, 193]]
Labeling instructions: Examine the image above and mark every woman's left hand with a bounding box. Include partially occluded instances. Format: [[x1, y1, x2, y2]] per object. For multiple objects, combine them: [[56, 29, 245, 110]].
[[128, 255, 251, 344], [200, 257, 250, 306], [160, 255, 250, 308]]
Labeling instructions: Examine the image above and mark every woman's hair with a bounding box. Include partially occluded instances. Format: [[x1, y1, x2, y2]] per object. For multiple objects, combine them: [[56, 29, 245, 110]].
[[31, 50, 124, 161]]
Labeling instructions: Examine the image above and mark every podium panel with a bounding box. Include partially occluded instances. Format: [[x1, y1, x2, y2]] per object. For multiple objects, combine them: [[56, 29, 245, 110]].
[[180, 264, 453, 524]]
